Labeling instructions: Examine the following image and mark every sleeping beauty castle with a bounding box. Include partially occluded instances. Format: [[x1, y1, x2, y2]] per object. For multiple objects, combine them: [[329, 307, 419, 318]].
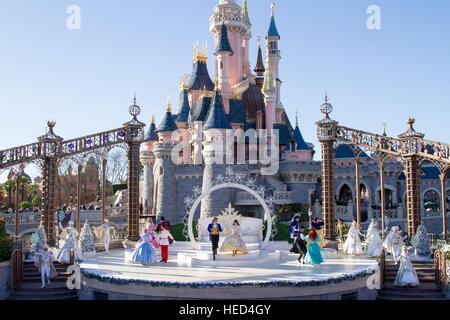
[[139, 0, 447, 234]]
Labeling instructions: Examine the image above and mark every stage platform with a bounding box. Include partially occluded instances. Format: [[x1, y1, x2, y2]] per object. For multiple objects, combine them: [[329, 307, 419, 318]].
[[77, 241, 380, 300]]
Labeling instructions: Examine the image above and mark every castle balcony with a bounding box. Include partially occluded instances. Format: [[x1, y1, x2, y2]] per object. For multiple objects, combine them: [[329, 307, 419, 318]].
[[234, 191, 293, 206]]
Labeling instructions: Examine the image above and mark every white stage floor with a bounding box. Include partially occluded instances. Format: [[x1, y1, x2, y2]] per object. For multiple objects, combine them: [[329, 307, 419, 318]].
[[78, 243, 379, 285]]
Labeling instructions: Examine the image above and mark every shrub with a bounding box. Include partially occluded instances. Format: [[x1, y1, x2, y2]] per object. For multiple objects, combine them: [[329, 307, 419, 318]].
[[0, 217, 6, 239], [20, 201, 31, 210], [170, 221, 198, 241], [0, 238, 12, 262]]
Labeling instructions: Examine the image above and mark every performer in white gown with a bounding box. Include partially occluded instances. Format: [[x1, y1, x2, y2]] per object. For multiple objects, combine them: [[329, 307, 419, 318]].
[[394, 245, 420, 287], [94, 219, 114, 254], [35, 244, 58, 288], [343, 221, 364, 255], [57, 221, 83, 263], [220, 220, 248, 256], [383, 226, 407, 262], [364, 221, 386, 257]]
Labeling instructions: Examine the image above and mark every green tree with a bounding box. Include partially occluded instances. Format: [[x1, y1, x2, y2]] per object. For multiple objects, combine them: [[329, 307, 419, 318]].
[[3, 179, 16, 209]]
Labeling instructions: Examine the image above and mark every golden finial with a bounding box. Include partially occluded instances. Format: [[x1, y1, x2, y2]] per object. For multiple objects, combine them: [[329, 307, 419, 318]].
[[194, 40, 208, 62], [166, 95, 172, 113], [271, 3, 275, 16], [296, 111, 299, 127], [205, 41, 208, 56], [202, 85, 207, 97], [256, 35, 261, 47], [383, 121, 387, 135], [151, 110, 155, 124], [221, 9, 225, 24]]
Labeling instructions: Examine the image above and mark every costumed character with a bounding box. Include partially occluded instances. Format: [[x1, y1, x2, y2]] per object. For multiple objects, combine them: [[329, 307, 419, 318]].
[[311, 217, 325, 248], [157, 224, 175, 263], [394, 246, 420, 287], [364, 221, 386, 257], [219, 219, 248, 256], [292, 226, 308, 264], [289, 215, 300, 241], [57, 221, 83, 263], [34, 244, 58, 288], [131, 230, 158, 265], [343, 221, 364, 255], [304, 229, 324, 266], [207, 217, 223, 260], [94, 219, 114, 254]]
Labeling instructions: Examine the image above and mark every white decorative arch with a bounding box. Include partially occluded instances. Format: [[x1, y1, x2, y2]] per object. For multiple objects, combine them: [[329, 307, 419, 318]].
[[188, 182, 272, 250]]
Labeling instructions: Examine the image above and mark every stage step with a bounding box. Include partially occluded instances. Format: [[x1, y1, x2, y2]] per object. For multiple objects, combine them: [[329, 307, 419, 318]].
[[9, 261, 78, 301], [378, 259, 446, 300]]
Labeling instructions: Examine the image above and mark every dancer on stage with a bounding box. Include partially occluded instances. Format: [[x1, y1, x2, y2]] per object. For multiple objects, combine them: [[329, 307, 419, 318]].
[[131, 230, 158, 265], [292, 226, 307, 264], [144, 218, 156, 233], [220, 219, 248, 256], [289, 215, 300, 241], [383, 226, 407, 262], [207, 217, 223, 260], [336, 219, 347, 243], [343, 221, 364, 256], [156, 217, 170, 232], [394, 245, 420, 287], [35, 244, 58, 288], [158, 224, 175, 263], [364, 221, 385, 257], [94, 219, 114, 254], [311, 217, 325, 248], [304, 229, 323, 266], [57, 221, 83, 263]]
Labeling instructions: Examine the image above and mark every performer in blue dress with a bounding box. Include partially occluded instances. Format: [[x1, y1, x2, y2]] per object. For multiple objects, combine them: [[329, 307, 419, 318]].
[[207, 217, 223, 261], [289, 215, 300, 241], [304, 229, 324, 266], [131, 231, 158, 265]]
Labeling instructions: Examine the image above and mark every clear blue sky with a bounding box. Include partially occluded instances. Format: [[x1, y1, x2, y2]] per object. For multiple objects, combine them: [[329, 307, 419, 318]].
[[0, 0, 449, 181]]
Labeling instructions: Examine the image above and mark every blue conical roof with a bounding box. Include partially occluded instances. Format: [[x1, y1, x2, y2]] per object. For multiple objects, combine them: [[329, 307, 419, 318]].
[[156, 111, 178, 132], [175, 89, 190, 123], [293, 125, 311, 150], [144, 122, 158, 141], [215, 24, 233, 55], [267, 15, 280, 38], [188, 60, 215, 91], [203, 89, 232, 130]]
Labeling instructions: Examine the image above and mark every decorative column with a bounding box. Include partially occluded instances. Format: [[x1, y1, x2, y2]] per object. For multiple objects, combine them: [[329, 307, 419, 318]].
[[123, 97, 145, 240], [440, 171, 448, 240], [404, 155, 421, 238], [379, 160, 386, 237], [315, 93, 338, 241], [354, 156, 361, 227], [14, 175, 20, 237], [38, 121, 63, 246], [398, 118, 424, 239], [101, 157, 107, 223], [76, 163, 82, 233]]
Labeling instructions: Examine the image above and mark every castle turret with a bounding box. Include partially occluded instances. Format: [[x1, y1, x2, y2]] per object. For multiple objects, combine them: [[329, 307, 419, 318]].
[[175, 82, 191, 130], [153, 98, 179, 221], [254, 36, 265, 89], [200, 81, 232, 218], [266, 3, 283, 122], [210, 0, 252, 88], [188, 43, 215, 109], [284, 112, 313, 161], [215, 13, 234, 114], [140, 111, 158, 215]]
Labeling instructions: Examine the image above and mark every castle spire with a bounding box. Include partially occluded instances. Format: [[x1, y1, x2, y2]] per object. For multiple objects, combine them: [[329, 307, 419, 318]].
[[166, 95, 172, 113], [254, 35, 265, 76], [267, 3, 280, 39], [262, 41, 275, 94], [242, 0, 250, 23], [151, 110, 155, 124], [215, 13, 233, 55]]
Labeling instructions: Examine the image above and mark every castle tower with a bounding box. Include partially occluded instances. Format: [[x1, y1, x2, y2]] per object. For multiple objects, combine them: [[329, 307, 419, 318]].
[[266, 3, 283, 122], [188, 42, 215, 109], [200, 81, 233, 218], [210, 0, 252, 89], [215, 13, 234, 114], [152, 98, 179, 222], [262, 39, 275, 132], [284, 112, 313, 161], [254, 36, 265, 89], [140, 111, 158, 215]]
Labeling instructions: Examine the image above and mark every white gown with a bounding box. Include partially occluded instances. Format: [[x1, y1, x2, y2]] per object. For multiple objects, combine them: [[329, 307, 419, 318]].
[[394, 251, 419, 287], [383, 232, 404, 261], [219, 225, 248, 254], [343, 225, 363, 255], [364, 227, 384, 257], [57, 227, 83, 263]]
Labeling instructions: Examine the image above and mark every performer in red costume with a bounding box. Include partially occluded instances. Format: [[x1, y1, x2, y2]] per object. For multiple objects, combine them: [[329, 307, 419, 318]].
[[157, 224, 175, 263]]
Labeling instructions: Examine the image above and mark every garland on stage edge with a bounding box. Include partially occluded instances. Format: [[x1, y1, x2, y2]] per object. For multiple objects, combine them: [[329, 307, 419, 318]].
[[80, 268, 376, 288]]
